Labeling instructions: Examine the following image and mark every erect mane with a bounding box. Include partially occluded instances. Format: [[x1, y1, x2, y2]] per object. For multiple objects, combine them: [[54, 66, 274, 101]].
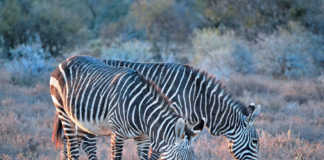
[[135, 71, 180, 114], [104, 59, 248, 116], [183, 64, 250, 116]]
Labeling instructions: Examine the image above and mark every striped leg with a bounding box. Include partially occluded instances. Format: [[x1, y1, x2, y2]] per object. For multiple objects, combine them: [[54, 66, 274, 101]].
[[134, 137, 151, 160], [59, 113, 80, 160], [62, 136, 68, 159], [110, 133, 125, 160], [81, 133, 98, 160], [149, 149, 161, 160], [62, 130, 98, 160]]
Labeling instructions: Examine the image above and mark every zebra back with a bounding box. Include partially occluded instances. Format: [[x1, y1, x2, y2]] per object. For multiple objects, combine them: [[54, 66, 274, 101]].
[[50, 56, 198, 157], [104, 59, 261, 160]]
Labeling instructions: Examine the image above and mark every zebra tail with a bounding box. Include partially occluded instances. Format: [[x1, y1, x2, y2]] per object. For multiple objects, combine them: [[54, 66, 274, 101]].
[[52, 112, 63, 149]]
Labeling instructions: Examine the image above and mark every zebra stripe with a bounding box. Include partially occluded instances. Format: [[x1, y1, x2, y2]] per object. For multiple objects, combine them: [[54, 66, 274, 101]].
[[102, 60, 261, 160], [50, 56, 197, 160]]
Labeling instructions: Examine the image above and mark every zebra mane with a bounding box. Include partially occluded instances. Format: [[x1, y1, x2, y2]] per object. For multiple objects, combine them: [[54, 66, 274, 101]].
[[135, 71, 179, 114], [183, 64, 250, 117], [104, 59, 249, 116]]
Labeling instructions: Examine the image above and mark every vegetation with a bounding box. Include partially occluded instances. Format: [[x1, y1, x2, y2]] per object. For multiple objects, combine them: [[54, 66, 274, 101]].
[[0, 0, 323, 159]]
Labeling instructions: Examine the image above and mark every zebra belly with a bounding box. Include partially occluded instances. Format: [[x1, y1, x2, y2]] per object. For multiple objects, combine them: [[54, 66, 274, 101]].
[[73, 119, 114, 136]]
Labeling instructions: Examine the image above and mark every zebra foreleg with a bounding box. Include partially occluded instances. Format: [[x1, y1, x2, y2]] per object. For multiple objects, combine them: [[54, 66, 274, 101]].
[[110, 133, 125, 160], [148, 148, 161, 160], [134, 136, 151, 160]]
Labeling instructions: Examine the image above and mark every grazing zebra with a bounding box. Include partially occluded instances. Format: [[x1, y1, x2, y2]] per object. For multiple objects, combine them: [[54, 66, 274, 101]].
[[50, 56, 200, 160], [75, 60, 261, 160]]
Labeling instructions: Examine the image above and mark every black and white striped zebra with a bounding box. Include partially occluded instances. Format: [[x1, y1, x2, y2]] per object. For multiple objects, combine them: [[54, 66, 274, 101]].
[[106, 60, 261, 159], [75, 60, 260, 160], [50, 56, 200, 160]]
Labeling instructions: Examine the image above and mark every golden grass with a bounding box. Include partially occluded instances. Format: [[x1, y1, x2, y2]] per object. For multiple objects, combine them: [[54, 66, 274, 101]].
[[0, 70, 323, 159]]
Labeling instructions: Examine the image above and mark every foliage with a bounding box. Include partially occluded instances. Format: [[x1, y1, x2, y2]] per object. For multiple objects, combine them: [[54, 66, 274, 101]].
[[194, 0, 324, 38], [253, 23, 323, 79], [4, 38, 54, 86], [100, 39, 158, 62], [0, 0, 86, 57], [129, 0, 202, 43], [191, 29, 254, 77]]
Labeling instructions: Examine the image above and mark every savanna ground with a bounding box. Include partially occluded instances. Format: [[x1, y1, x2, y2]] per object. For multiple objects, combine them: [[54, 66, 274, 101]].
[[1, 56, 324, 160], [1, 0, 324, 159]]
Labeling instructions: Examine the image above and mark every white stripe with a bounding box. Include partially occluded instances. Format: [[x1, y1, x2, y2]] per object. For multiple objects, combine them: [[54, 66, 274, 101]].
[[50, 77, 63, 96], [51, 95, 62, 106]]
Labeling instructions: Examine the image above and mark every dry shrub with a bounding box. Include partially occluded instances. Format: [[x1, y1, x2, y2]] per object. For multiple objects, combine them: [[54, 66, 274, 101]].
[[0, 154, 12, 160], [226, 74, 278, 97], [194, 132, 232, 159], [276, 79, 324, 104], [191, 29, 254, 77], [260, 131, 324, 159], [0, 112, 20, 145], [253, 23, 322, 79]]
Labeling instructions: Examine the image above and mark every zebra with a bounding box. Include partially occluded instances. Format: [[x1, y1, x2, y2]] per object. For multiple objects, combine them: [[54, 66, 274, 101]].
[[50, 56, 201, 160], [73, 60, 261, 160]]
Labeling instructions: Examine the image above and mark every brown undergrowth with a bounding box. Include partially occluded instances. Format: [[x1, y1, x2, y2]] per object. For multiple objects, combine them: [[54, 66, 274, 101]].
[[0, 69, 323, 159]]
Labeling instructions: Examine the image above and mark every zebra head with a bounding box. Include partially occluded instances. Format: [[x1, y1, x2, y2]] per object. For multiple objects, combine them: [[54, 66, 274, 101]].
[[169, 135, 197, 160], [160, 118, 204, 160], [228, 103, 261, 160]]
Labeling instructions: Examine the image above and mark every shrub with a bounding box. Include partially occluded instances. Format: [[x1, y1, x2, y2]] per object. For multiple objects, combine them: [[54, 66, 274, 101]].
[[129, 0, 201, 43], [0, 0, 86, 57], [100, 39, 158, 62], [253, 23, 322, 79], [194, 0, 324, 38], [4, 38, 54, 86], [191, 29, 254, 77]]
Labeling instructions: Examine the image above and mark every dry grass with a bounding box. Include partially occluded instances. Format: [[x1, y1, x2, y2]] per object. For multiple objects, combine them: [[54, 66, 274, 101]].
[[0, 68, 323, 159]]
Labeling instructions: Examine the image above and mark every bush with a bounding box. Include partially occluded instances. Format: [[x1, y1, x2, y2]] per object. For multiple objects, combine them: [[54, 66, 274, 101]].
[[194, 0, 324, 38], [253, 23, 322, 79], [0, 0, 86, 57], [129, 0, 201, 43], [4, 38, 54, 86], [191, 29, 254, 77], [30, 1, 86, 56], [100, 39, 158, 62]]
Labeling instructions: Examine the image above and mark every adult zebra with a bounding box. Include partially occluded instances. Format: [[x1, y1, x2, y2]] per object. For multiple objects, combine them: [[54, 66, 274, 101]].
[[105, 60, 262, 159], [60, 60, 261, 159], [50, 56, 200, 160]]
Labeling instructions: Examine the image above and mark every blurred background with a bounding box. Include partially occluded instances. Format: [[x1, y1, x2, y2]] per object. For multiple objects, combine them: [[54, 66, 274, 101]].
[[0, 0, 323, 159]]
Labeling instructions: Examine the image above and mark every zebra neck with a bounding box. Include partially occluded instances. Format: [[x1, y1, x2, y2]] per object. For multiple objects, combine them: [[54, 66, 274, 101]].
[[146, 111, 178, 153], [202, 78, 247, 137]]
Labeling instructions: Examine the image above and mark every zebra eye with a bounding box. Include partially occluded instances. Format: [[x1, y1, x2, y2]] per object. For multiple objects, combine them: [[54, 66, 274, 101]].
[[252, 139, 258, 144]]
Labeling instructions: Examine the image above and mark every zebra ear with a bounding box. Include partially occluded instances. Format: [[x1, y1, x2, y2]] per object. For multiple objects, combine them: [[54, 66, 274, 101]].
[[175, 118, 186, 143], [247, 103, 261, 125]]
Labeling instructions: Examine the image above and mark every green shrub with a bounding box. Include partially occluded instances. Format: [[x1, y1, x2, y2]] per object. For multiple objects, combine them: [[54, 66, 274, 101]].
[[0, 0, 86, 57], [129, 0, 201, 43], [194, 0, 324, 38]]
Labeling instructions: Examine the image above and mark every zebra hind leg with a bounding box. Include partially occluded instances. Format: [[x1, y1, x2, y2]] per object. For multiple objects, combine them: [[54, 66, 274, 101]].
[[59, 114, 80, 160], [110, 133, 125, 160], [81, 132, 98, 160]]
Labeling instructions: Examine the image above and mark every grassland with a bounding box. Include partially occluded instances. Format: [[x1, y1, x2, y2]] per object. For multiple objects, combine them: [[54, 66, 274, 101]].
[[0, 63, 323, 160]]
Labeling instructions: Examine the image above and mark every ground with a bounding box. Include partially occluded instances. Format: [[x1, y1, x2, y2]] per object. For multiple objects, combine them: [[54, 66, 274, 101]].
[[0, 67, 323, 160]]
